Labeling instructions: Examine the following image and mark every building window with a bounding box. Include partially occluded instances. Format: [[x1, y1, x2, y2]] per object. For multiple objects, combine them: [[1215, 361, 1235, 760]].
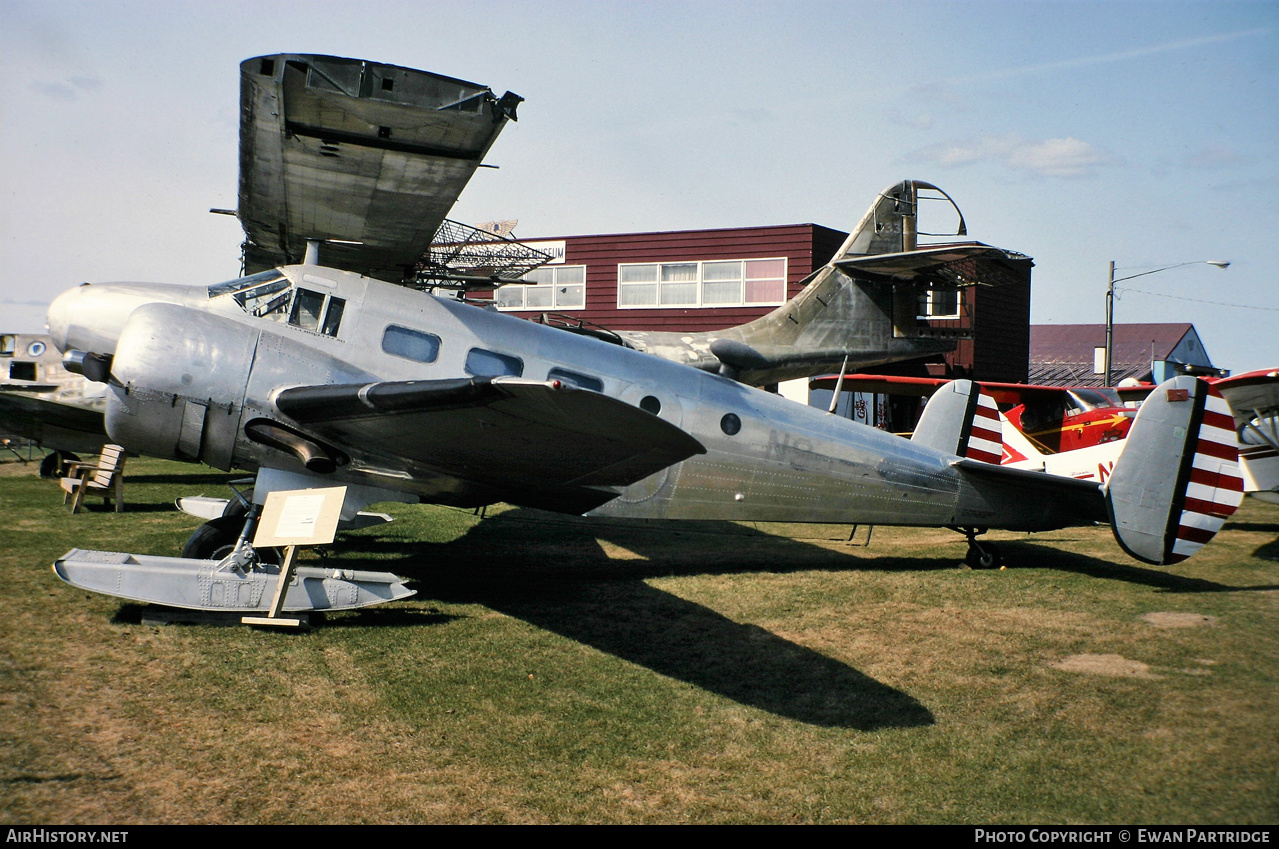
[[495, 265, 586, 311], [918, 288, 961, 320], [617, 258, 787, 309]]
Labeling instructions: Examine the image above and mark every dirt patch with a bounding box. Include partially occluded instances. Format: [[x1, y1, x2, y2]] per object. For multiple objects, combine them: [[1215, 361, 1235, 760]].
[[1141, 612, 1215, 628], [1051, 653, 1161, 678], [0, 460, 41, 477]]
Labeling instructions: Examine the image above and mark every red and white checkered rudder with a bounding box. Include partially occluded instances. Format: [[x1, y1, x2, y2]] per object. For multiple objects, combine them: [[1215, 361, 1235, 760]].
[[1105, 376, 1244, 566]]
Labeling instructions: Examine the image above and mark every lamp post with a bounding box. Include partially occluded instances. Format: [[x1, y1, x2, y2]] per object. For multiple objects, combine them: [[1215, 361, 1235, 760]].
[[1104, 260, 1230, 386]]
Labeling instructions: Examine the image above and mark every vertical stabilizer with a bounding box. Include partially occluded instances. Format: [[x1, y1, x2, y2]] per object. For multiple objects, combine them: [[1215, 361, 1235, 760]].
[[910, 379, 1002, 462], [1105, 377, 1243, 564]]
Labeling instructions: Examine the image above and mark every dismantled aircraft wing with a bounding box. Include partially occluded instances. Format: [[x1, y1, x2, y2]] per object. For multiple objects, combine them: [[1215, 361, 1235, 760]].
[[238, 54, 523, 283]]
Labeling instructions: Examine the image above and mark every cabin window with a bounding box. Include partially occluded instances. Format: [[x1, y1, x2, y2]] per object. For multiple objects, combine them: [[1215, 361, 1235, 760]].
[[9, 361, 37, 381], [465, 348, 523, 378], [495, 265, 586, 311], [548, 367, 603, 392], [382, 325, 441, 363], [618, 258, 787, 309]]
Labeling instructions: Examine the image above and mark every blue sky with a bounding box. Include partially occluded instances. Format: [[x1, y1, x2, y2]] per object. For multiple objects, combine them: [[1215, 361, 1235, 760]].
[[3, 0, 1276, 373]]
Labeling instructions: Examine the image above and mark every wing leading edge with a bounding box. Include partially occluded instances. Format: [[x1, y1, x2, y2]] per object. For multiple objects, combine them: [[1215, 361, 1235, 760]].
[[272, 377, 706, 513]]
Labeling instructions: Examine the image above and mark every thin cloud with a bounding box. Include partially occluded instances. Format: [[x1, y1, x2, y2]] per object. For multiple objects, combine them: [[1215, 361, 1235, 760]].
[[913, 134, 1114, 178], [948, 28, 1272, 86], [1184, 144, 1248, 169], [30, 75, 103, 101]]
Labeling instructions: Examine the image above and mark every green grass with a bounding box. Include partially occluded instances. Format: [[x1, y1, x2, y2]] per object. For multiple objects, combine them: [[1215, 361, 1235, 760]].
[[1, 456, 1276, 823]]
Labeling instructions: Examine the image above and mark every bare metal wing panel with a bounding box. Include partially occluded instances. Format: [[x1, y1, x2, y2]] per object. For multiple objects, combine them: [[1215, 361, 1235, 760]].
[[273, 376, 706, 496], [238, 54, 521, 282]]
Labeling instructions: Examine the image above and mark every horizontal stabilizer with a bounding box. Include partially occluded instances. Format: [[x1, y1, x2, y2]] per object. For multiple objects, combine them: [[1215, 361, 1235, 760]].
[[911, 379, 1002, 463], [53, 549, 415, 612], [1105, 377, 1244, 565], [834, 244, 1032, 290]]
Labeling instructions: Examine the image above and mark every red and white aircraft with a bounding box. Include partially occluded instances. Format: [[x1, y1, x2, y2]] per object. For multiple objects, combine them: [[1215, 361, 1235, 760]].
[[812, 370, 1278, 504]]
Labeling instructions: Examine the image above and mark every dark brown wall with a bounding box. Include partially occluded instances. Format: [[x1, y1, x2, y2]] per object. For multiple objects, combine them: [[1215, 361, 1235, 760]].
[[485, 224, 849, 332]]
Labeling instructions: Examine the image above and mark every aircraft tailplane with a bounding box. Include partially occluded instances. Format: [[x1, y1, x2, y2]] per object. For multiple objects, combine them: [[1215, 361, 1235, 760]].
[[1105, 377, 1244, 564]]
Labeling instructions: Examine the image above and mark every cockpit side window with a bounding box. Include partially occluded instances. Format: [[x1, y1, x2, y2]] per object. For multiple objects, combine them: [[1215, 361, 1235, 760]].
[[290, 289, 326, 332], [321, 298, 346, 337]]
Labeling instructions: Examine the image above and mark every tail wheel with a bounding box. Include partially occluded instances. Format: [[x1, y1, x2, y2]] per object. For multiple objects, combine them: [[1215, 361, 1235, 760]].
[[965, 544, 1002, 570]]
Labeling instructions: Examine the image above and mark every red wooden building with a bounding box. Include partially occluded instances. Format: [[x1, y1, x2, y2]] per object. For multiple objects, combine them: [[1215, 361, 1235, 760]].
[[475, 222, 1031, 389]]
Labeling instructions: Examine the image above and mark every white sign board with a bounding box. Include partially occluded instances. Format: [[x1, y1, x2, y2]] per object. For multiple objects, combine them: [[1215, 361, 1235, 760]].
[[252, 486, 347, 547]]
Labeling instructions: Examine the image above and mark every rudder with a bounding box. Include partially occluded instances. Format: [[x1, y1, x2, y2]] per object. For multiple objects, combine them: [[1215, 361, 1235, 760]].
[[911, 379, 1002, 463], [1105, 376, 1243, 564]]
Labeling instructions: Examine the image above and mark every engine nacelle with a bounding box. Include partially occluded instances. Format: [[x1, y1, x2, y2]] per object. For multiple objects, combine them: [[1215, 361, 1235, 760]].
[[105, 303, 258, 469]]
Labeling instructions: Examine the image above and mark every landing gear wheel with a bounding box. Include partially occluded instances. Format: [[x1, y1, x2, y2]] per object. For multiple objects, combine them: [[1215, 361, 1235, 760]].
[[181, 515, 281, 565], [181, 515, 244, 560], [965, 544, 1002, 570], [40, 450, 78, 479]]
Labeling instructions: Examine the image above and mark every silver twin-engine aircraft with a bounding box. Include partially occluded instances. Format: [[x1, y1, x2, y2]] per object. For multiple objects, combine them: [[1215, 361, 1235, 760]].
[[43, 54, 1245, 617], [47, 258, 1243, 575]]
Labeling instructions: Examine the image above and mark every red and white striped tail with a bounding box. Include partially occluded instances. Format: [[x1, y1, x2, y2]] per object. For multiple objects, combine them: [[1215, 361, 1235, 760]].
[[1168, 385, 1244, 563], [964, 387, 1003, 465], [1107, 377, 1244, 566]]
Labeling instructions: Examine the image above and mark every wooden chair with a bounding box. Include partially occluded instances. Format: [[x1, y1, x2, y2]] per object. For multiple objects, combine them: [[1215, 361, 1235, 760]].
[[61, 444, 127, 513]]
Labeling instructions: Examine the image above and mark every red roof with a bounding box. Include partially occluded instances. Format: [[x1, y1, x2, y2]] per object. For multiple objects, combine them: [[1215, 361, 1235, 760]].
[[1029, 323, 1195, 386]]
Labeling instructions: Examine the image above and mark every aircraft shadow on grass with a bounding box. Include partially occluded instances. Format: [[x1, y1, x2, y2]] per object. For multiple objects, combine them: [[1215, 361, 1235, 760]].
[[331, 508, 941, 730], [991, 539, 1279, 593]]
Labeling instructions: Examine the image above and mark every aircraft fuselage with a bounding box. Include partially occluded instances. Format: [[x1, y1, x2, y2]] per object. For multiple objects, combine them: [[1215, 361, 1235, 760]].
[[49, 266, 1094, 532]]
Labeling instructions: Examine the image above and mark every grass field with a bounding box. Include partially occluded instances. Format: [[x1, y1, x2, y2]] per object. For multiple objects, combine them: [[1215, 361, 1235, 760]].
[[1, 456, 1276, 824]]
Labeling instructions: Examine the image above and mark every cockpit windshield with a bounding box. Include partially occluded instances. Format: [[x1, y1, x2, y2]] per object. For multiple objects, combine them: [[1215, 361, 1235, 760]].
[[208, 271, 292, 320], [1065, 388, 1120, 413]]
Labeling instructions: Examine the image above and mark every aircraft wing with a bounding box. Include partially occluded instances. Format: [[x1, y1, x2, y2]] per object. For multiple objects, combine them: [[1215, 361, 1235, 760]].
[[809, 373, 1119, 408], [238, 54, 522, 283], [0, 388, 108, 453], [273, 377, 706, 511], [1214, 369, 1279, 424], [834, 244, 1033, 289]]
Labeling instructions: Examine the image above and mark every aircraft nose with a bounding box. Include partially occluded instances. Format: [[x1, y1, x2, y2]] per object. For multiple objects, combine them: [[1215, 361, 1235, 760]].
[[46, 285, 86, 353]]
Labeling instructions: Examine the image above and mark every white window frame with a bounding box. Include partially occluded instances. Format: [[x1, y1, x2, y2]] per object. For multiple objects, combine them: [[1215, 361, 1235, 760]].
[[494, 265, 587, 311], [917, 288, 962, 320], [616, 257, 789, 309]]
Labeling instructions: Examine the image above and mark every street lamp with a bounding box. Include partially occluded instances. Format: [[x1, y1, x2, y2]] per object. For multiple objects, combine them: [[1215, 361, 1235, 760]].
[[1104, 260, 1230, 386]]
